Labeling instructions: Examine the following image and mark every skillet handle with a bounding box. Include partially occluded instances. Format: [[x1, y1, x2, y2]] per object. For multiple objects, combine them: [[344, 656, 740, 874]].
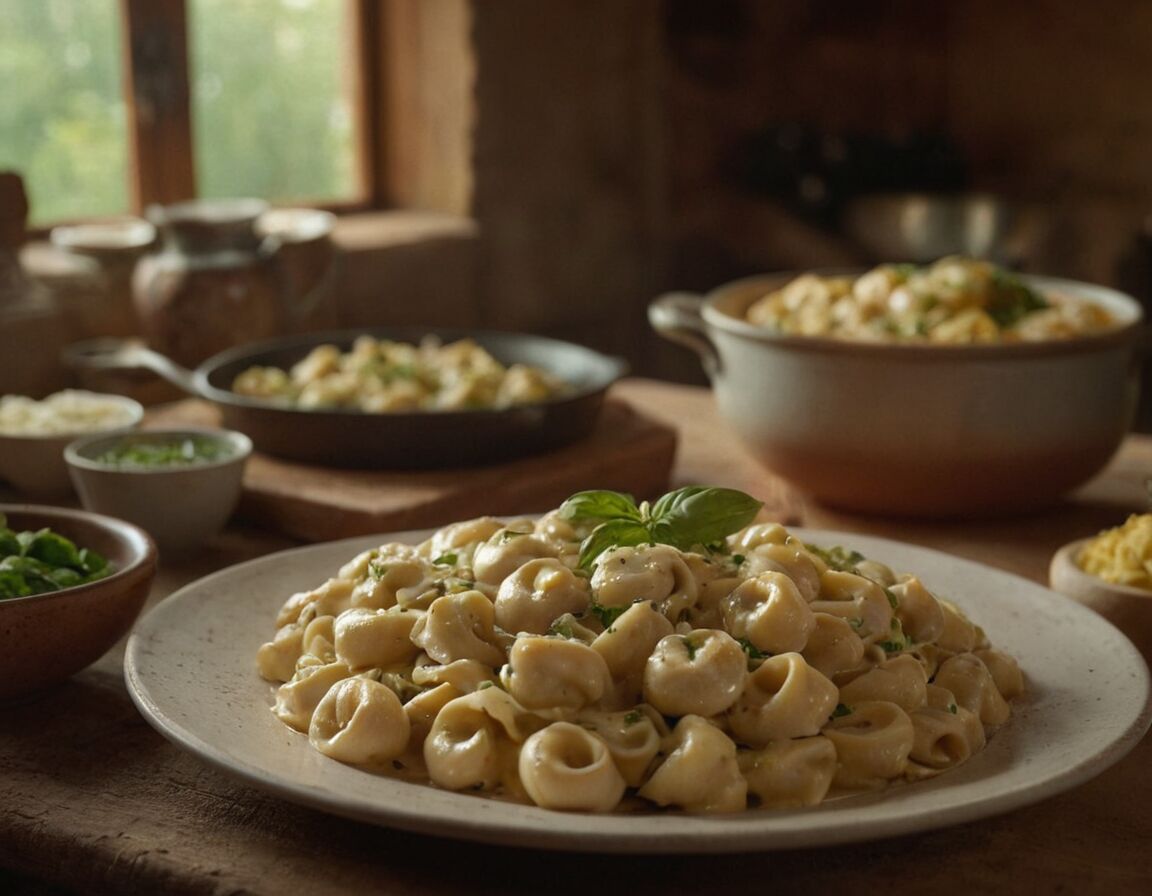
[[63, 338, 201, 395], [648, 292, 721, 377]]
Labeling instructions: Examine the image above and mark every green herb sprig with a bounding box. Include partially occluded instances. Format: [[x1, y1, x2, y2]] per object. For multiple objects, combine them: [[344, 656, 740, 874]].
[[804, 543, 865, 573], [988, 268, 1049, 328], [559, 486, 763, 570]]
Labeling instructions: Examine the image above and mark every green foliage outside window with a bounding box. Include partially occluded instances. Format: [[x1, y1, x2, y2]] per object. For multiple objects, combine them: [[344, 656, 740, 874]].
[[190, 0, 356, 203], [0, 0, 127, 224], [0, 0, 356, 227]]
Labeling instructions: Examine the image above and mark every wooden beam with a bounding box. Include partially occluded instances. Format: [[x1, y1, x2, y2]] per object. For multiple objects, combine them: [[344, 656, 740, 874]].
[[377, 0, 473, 215], [120, 0, 196, 209], [348, 0, 382, 208]]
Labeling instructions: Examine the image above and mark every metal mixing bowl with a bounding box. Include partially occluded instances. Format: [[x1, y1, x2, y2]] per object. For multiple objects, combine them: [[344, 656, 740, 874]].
[[841, 192, 1040, 265]]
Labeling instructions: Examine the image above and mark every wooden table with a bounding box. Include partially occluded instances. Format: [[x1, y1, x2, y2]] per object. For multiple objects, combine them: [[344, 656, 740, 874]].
[[2, 378, 1150, 895]]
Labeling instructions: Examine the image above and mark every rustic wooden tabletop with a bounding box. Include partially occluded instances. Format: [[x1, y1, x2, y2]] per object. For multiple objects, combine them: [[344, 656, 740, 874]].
[[2, 378, 1150, 895]]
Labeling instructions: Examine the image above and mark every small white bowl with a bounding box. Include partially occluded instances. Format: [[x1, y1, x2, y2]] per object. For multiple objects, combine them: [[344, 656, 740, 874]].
[[0, 391, 144, 495], [65, 427, 252, 555], [1049, 538, 1152, 661]]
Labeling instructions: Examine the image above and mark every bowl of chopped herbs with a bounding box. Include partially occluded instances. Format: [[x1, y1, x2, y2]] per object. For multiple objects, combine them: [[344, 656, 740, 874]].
[[0, 505, 156, 701], [65, 428, 252, 555]]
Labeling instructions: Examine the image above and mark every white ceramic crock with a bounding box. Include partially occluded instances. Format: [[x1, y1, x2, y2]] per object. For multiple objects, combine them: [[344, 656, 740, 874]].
[[65, 427, 252, 554], [650, 273, 1145, 517]]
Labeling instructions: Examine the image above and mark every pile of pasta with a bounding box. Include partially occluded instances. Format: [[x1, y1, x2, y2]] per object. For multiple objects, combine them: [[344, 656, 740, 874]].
[[257, 512, 1024, 813], [232, 335, 569, 412], [744, 256, 1115, 344]]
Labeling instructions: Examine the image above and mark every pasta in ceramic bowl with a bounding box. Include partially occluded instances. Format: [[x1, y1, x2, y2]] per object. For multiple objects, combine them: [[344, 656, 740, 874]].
[[650, 260, 1143, 517], [742, 257, 1116, 344], [256, 487, 1024, 813]]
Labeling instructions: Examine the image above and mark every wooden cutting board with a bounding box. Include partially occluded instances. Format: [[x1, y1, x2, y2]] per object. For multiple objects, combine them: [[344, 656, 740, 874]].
[[145, 398, 677, 542]]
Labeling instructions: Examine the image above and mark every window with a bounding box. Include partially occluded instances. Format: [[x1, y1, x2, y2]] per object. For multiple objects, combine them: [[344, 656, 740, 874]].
[[0, 1, 128, 223], [0, 0, 375, 228]]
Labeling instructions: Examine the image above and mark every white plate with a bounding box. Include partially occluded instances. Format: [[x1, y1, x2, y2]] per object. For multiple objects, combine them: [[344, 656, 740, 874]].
[[125, 528, 1152, 853]]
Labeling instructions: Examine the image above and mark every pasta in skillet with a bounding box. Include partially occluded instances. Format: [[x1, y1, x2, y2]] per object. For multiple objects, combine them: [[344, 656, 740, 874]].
[[256, 488, 1024, 813], [232, 335, 570, 411]]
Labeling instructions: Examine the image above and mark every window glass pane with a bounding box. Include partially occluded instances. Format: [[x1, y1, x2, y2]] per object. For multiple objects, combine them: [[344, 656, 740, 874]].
[[0, 0, 128, 226], [189, 0, 359, 203]]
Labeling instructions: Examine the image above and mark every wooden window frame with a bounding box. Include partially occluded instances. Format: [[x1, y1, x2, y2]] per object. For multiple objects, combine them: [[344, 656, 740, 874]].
[[118, 0, 382, 214]]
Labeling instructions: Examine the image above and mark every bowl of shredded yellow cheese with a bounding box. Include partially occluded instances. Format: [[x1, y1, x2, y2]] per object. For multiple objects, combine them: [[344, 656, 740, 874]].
[[1049, 516, 1152, 660], [1077, 514, 1152, 590]]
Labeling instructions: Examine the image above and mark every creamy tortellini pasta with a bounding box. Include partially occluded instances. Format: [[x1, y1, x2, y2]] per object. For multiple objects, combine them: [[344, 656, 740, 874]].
[[232, 335, 569, 411], [743, 256, 1116, 344], [257, 500, 1024, 814]]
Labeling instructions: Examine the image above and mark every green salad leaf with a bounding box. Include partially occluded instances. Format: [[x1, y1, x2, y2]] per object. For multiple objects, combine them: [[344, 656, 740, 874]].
[[0, 514, 113, 599]]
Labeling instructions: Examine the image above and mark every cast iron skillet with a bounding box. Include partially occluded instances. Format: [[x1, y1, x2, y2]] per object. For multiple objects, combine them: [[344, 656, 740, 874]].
[[67, 329, 627, 469]]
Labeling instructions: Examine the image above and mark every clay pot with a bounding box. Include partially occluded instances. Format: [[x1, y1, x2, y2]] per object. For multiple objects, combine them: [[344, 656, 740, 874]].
[[133, 199, 335, 368]]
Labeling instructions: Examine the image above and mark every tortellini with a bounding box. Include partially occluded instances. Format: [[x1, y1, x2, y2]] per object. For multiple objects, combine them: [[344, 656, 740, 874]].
[[726, 652, 838, 746], [720, 572, 815, 655], [258, 506, 1024, 814], [494, 558, 590, 635], [518, 722, 626, 811], [423, 687, 536, 793], [232, 335, 571, 411], [638, 715, 747, 813], [309, 678, 410, 764], [409, 590, 506, 667], [739, 736, 837, 809], [742, 257, 1117, 344], [591, 544, 698, 622], [643, 629, 747, 718], [500, 636, 610, 710]]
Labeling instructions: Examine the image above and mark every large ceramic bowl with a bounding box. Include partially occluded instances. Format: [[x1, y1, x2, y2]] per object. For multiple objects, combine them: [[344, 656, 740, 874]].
[[65, 427, 252, 555], [0, 504, 157, 701], [650, 273, 1143, 517]]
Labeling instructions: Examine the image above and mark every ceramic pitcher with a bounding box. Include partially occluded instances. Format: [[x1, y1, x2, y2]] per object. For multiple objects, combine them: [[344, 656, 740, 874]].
[[132, 198, 335, 367]]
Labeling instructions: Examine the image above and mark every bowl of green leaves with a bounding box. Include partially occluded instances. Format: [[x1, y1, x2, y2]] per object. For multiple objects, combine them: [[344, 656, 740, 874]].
[[0, 505, 156, 701], [65, 427, 252, 555]]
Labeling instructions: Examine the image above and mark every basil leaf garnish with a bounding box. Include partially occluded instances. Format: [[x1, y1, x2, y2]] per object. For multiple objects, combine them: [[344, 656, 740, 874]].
[[577, 520, 651, 570], [559, 490, 642, 524], [649, 487, 763, 551], [571, 486, 763, 570]]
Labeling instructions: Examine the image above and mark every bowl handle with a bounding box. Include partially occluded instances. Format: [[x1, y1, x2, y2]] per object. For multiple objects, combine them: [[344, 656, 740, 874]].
[[63, 338, 200, 395], [648, 292, 720, 377]]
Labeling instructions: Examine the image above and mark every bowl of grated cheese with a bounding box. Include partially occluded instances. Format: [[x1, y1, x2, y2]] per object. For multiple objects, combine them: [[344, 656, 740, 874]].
[[0, 390, 144, 495], [1050, 515, 1152, 661]]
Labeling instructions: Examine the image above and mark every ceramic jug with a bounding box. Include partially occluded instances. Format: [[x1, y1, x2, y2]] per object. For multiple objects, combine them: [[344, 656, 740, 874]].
[[132, 198, 335, 367], [50, 216, 156, 340]]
